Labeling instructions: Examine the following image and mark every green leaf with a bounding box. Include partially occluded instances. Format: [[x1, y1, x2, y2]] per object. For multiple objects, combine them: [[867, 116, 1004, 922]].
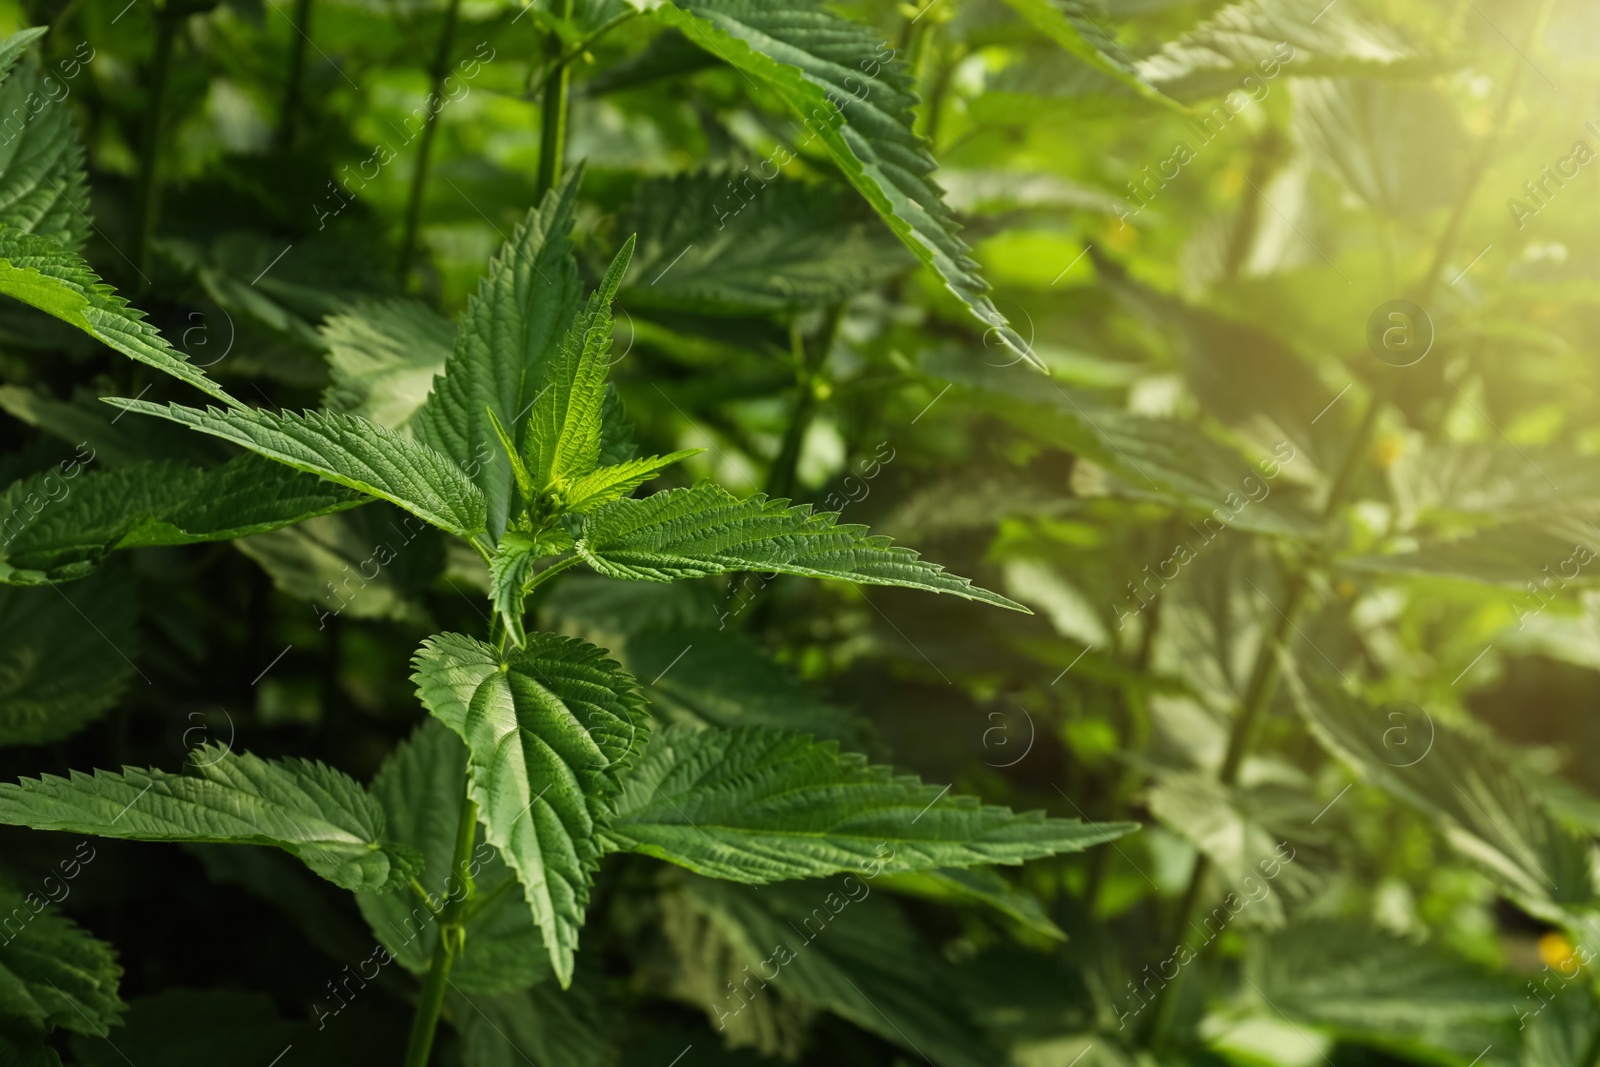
[[413, 170, 585, 538], [0, 58, 91, 248], [0, 227, 238, 408], [617, 171, 913, 315], [234, 506, 445, 628], [356, 720, 551, 995], [1521, 986, 1600, 1067], [1136, 0, 1421, 101], [523, 237, 635, 502], [0, 29, 45, 81], [411, 631, 649, 987], [606, 724, 1134, 882], [559, 450, 700, 514], [625, 625, 864, 743], [451, 973, 614, 1067], [0, 880, 123, 1040], [1243, 920, 1520, 1064], [0, 748, 420, 893], [660, 876, 999, 1067], [0, 567, 136, 746], [322, 298, 454, 431], [487, 529, 574, 647], [0, 455, 363, 585], [873, 866, 1066, 941], [632, 0, 1034, 366], [938, 351, 1318, 537], [576, 483, 1028, 610], [1294, 78, 1469, 219], [1289, 671, 1595, 913], [101, 402, 489, 543], [997, 0, 1180, 112]]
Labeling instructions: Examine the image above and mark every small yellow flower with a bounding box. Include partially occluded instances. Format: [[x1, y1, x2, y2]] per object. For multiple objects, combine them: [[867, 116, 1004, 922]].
[[1372, 433, 1404, 470], [1538, 930, 1581, 974], [1101, 216, 1138, 254]]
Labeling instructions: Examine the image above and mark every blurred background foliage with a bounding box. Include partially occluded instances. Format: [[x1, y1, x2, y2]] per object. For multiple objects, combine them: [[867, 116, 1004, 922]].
[[4, 0, 1600, 1063]]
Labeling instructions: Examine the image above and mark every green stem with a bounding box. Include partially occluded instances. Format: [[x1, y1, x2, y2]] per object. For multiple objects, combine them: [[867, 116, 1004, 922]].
[[275, 0, 315, 148], [527, 9, 635, 95], [402, 788, 478, 1067], [533, 0, 575, 200], [132, 4, 180, 294], [766, 307, 840, 500], [398, 0, 465, 283]]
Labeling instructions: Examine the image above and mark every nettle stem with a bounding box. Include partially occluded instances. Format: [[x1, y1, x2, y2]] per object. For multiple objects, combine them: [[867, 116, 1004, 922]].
[[766, 306, 841, 500], [132, 2, 181, 294], [402, 789, 478, 1067], [534, 0, 574, 199], [398, 0, 465, 282], [276, 0, 315, 148]]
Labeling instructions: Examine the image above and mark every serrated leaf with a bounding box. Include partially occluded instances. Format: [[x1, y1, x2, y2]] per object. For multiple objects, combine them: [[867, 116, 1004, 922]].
[[451, 971, 614, 1067], [0, 227, 238, 408], [1244, 920, 1520, 1064], [235, 506, 445, 628], [997, 0, 1179, 112], [938, 351, 1318, 536], [0, 748, 420, 893], [413, 170, 585, 538], [321, 298, 454, 431], [559, 450, 700, 514], [625, 625, 863, 742], [618, 171, 913, 315], [0, 567, 136, 746], [0, 59, 91, 248], [356, 720, 551, 995], [1294, 78, 1469, 219], [1289, 670, 1594, 913], [873, 866, 1066, 940], [488, 529, 573, 646], [606, 724, 1134, 881], [523, 238, 635, 501], [632, 0, 1034, 365], [576, 482, 1027, 610], [101, 401, 489, 543], [412, 632, 649, 987], [1137, 0, 1420, 101], [0, 879, 123, 1040], [0, 455, 363, 585], [661, 876, 999, 1067]]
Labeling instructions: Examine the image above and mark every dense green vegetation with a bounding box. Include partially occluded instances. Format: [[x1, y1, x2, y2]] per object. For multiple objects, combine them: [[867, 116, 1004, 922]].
[[0, 0, 1598, 1063]]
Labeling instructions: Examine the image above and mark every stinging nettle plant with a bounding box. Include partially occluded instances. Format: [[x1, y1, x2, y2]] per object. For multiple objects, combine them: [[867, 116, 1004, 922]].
[[0, 20, 1131, 1056]]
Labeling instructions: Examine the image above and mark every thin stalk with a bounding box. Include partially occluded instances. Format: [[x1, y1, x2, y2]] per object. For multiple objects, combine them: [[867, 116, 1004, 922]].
[[402, 790, 478, 1067], [398, 0, 465, 282], [766, 307, 841, 500], [132, 4, 180, 294], [525, 9, 636, 96], [275, 0, 315, 148], [533, 0, 575, 199]]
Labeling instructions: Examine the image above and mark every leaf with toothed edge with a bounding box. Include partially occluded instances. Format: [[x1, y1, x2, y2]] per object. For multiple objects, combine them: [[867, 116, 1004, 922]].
[[411, 631, 649, 987], [625, 0, 1038, 367], [575, 482, 1028, 611], [413, 170, 586, 539], [0, 747, 420, 893], [0, 227, 239, 407], [604, 725, 1136, 882], [100, 401, 489, 543]]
